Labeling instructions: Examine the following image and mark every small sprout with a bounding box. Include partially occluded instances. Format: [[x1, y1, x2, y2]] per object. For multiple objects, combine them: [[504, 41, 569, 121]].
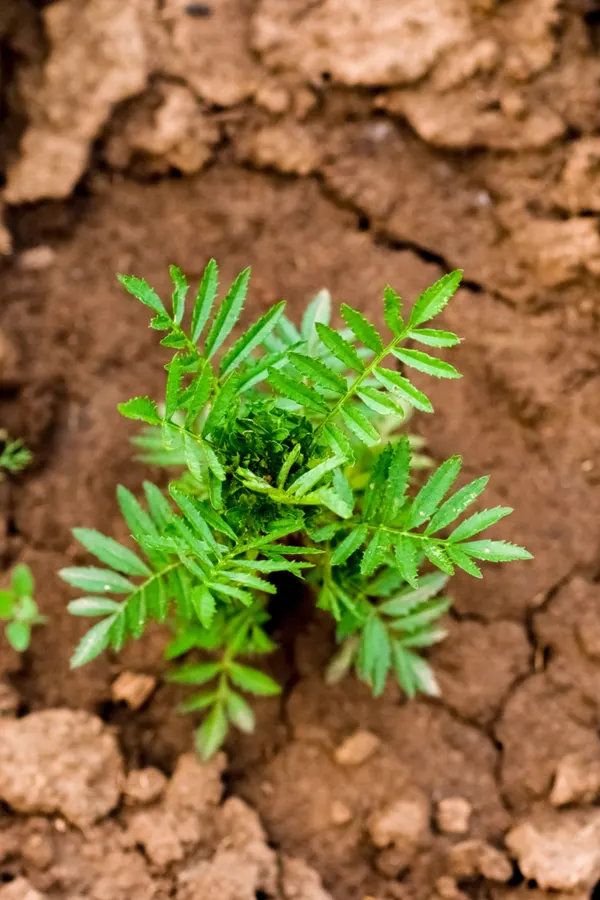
[[0, 564, 45, 652], [0, 431, 32, 478], [60, 262, 531, 756]]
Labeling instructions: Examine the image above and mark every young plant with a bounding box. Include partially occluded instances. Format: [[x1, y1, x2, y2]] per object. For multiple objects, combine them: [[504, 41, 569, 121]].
[[60, 262, 531, 757], [0, 564, 44, 651], [0, 432, 32, 478]]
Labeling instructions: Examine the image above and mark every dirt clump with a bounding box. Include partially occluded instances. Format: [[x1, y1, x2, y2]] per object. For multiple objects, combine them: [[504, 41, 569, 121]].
[[4, 0, 150, 204], [334, 730, 381, 767], [0, 710, 123, 827], [506, 808, 600, 890]]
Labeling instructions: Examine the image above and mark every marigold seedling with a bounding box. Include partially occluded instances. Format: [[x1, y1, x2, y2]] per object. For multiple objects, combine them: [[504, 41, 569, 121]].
[[61, 262, 531, 758], [0, 564, 45, 651]]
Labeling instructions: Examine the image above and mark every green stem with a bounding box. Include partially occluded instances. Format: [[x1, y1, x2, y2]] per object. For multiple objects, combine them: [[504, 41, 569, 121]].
[[311, 327, 411, 445]]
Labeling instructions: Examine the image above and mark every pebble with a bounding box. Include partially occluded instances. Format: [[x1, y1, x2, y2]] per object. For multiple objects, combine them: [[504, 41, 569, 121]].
[[111, 671, 156, 710], [330, 800, 352, 826], [334, 730, 381, 766], [550, 750, 600, 806], [436, 797, 472, 835], [124, 767, 167, 805], [368, 787, 430, 850], [18, 246, 56, 271], [449, 839, 512, 882]]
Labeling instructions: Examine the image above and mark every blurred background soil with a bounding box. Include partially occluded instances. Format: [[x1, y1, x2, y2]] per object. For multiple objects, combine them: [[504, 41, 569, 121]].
[[0, 1, 600, 898]]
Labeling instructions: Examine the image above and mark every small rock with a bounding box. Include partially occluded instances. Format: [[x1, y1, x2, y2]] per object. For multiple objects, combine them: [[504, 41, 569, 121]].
[[112, 671, 156, 710], [449, 840, 512, 882], [0, 710, 123, 827], [330, 800, 352, 826], [436, 797, 472, 835], [18, 246, 56, 271], [0, 879, 45, 900], [434, 876, 467, 900], [124, 767, 167, 805], [281, 856, 334, 900], [506, 808, 600, 890], [21, 832, 54, 870], [367, 787, 430, 850], [550, 749, 600, 806], [334, 730, 381, 766]]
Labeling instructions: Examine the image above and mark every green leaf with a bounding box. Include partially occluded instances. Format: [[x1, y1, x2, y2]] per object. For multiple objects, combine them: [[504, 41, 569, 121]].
[[196, 704, 228, 759], [268, 370, 328, 413], [277, 444, 302, 490], [178, 691, 219, 713], [191, 258, 219, 343], [72, 529, 151, 576], [449, 506, 513, 543], [289, 352, 347, 395], [302, 289, 331, 355], [408, 328, 460, 348], [422, 542, 455, 575], [457, 540, 533, 562], [59, 567, 134, 594], [226, 691, 255, 733], [117, 274, 167, 316], [361, 530, 389, 576], [11, 563, 34, 598], [394, 536, 419, 587], [357, 387, 405, 416], [341, 304, 383, 354], [209, 581, 252, 604], [340, 406, 379, 446], [204, 267, 251, 359], [287, 454, 346, 498], [191, 586, 216, 628], [445, 544, 482, 578], [183, 433, 206, 482], [6, 621, 30, 652], [165, 355, 184, 420], [316, 323, 364, 373], [225, 570, 276, 594], [381, 437, 411, 524], [143, 482, 173, 531], [331, 524, 368, 566], [221, 301, 286, 378], [228, 663, 281, 696], [170, 265, 189, 324], [117, 485, 158, 542], [170, 486, 219, 551], [405, 456, 462, 529], [389, 596, 451, 633], [379, 572, 448, 615], [70, 616, 115, 667], [168, 661, 221, 685], [184, 364, 213, 428], [359, 615, 391, 696], [426, 476, 490, 534], [396, 626, 447, 648], [68, 597, 122, 616], [374, 367, 433, 413], [118, 396, 162, 425], [393, 348, 461, 380], [202, 373, 241, 436], [383, 286, 404, 335], [409, 270, 462, 327], [392, 643, 440, 697], [0, 591, 14, 618]]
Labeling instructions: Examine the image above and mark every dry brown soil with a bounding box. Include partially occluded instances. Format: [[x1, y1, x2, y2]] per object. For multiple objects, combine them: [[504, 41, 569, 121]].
[[0, 0, 600, 898]]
